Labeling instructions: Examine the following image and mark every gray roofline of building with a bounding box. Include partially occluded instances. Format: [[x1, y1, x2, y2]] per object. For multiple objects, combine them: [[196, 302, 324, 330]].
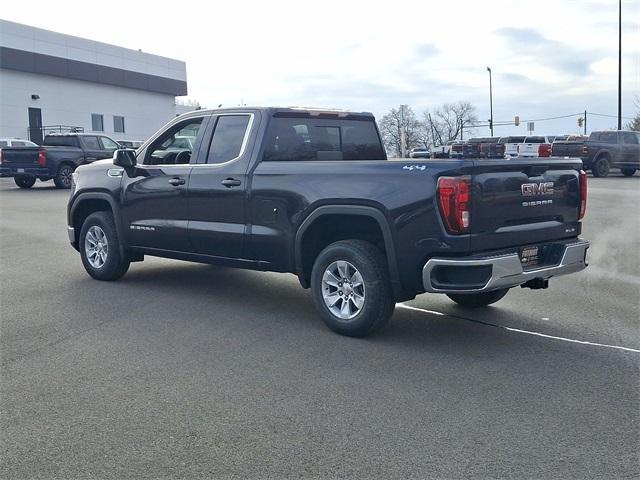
[[0, 46, 187, 96]]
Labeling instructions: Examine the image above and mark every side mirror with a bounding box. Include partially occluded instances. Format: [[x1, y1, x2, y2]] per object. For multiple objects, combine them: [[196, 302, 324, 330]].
[[113, 149, 137, 168]]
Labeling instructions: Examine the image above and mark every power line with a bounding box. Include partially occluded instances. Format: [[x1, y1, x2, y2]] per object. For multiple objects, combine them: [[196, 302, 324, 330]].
[[587, 112, 633, 120]]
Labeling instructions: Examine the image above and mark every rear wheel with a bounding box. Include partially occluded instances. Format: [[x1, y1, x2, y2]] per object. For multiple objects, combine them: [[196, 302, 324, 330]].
[[14, 175, 36, 189], [311, 240, 395, 337], [591, 156, 610, 177], [79, 211, 129, 281], [53, 164, 74, 189], [446, 288, 509, 308], [621, 168, 637, 177]]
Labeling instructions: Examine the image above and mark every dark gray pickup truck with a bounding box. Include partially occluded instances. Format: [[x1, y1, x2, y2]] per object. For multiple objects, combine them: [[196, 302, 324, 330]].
[[551, 130, 640, 177], [0, 133, 120, 188], [67, 107, 590, 337]]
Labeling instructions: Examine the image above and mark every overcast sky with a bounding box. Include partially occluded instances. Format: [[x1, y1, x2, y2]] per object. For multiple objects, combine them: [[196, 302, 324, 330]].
[[3, 0, 639, 136]]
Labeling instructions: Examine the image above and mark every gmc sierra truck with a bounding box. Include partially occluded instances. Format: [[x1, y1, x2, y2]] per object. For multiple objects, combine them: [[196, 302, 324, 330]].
[[67, 107, 589, 337], [0, 133, 120, 188]]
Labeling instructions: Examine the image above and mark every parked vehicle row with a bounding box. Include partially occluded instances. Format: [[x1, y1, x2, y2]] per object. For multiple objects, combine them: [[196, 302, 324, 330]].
[[425, 131, 639, 176]]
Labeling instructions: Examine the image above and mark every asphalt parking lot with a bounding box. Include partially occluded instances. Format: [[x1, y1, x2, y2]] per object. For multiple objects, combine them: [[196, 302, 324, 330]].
[[1, 174, 638, 479]]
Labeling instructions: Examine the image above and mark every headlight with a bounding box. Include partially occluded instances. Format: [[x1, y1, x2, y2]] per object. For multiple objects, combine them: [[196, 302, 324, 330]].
[[71, 172, 78, 187]]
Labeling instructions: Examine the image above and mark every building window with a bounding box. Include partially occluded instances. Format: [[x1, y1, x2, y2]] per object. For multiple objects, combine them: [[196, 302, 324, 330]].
[[91, 114, 104, 132], [114, 116, 125, 133]]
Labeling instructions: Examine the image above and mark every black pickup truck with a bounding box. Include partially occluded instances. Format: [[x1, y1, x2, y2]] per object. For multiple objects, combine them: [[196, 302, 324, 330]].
[[0, 133, 121, 188], [67, 107, 589, 337], [551, 130, 639, 177]]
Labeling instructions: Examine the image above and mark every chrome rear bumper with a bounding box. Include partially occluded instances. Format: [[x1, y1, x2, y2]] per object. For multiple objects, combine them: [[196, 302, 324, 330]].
[[422, 240, 589, 294]]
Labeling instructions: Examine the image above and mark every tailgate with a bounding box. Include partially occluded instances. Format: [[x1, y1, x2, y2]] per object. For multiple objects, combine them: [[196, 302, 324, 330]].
[[0, 147, 40, 167], [470, 159, 582, 251], [552, 142, 582, 157]]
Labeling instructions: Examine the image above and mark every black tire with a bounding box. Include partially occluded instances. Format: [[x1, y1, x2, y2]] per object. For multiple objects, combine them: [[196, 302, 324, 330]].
[[14, 175, 36, 189], [79, 211, 130, 281], [621, 168, 637, 177], [447, 288, 509, 308], [53, 164, 74, 189], [591, 156, 610, 177], [310, 240, 395, 337]]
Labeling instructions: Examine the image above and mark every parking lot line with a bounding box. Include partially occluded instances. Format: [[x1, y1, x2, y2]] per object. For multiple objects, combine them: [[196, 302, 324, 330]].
[[398, 304, 640, 354]]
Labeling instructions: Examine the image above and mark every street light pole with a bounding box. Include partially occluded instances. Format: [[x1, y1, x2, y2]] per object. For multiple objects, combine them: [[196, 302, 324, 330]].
[[617, 0, 622, 130], [487, 66, 494, 136]]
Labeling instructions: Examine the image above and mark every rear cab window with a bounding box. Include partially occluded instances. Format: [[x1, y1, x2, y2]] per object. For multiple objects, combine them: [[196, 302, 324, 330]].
[[263, 114, 386, 161], [524, 136, 545, 143], [43, 136, 80, 147]]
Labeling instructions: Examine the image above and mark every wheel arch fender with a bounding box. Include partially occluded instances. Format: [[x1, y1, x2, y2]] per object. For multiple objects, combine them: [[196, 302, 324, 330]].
[[294, 204, 402, 298], [69, 191, 124, 254]]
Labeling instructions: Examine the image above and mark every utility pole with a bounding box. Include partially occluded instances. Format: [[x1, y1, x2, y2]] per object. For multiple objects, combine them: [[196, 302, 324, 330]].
[[584, 110, 587, 135], [399, 104, 407, 158], [617, 0, 622, 129], [487, 66, 494, 136]]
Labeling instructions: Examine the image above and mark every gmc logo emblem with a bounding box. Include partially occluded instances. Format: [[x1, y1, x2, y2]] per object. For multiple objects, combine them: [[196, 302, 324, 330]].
[[521, 182, 554, 196]]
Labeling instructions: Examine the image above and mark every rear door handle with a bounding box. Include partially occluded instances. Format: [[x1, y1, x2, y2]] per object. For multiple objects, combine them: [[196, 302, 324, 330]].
[[221, 178, 241, 188], [168, 177, 186, 186]]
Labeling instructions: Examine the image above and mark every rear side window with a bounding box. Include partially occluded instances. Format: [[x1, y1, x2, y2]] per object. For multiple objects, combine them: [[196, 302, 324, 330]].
[[0, 141, 7, 147], [206, 115, 251, 164], [622, 132, 639, 144], [43, 136, 80, 147], [82, 136, 101, 150], [263, 116, 385, 161]]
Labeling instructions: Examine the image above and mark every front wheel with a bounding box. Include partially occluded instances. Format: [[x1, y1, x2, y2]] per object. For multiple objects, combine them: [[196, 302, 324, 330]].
[[14, 175, 36, 189], [621, 168, 637, 177], [311, 240, 395, 337], [591, 156, 610, 177], [53, 164, 74, 189], [79, 211, 130, 281], [447, 288, 509, 308]]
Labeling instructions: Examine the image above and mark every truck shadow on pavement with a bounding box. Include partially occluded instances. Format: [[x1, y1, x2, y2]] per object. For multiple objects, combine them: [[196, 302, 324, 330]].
[[70, 261, 617, 357]]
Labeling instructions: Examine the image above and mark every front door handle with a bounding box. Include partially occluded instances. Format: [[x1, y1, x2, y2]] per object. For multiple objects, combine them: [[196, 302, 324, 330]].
[[168, 177, 186, 186], [221, 178, 241, 188]]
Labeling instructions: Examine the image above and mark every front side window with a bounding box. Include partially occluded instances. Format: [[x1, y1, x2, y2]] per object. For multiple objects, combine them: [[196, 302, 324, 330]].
[[91, 114, 104, 132], [100, 136, 120, 150], [83, 136, 101, 150], [144, 117, 204, 165], [113, 116, 125, 133], [263, 116, 385, 161], [206, 115, 251, 164]]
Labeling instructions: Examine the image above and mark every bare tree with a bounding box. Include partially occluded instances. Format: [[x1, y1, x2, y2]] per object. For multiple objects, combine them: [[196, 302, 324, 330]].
[[379, 106, 424, 157], [625, 95, 640, 132], [424, 101, 478, 145]]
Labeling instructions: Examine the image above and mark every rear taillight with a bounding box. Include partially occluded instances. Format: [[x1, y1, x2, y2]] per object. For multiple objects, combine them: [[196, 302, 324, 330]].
[[538, 144, 551, 157], [581, 145, 588, 155], [0, 149, 4, 165], [437, 176, 471, 234], [579, 170, 587, 220], [38, 148, 46, 166]]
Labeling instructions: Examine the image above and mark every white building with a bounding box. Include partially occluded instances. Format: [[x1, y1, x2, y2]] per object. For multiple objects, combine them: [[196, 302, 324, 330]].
[[0, 20, 188, 143]]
